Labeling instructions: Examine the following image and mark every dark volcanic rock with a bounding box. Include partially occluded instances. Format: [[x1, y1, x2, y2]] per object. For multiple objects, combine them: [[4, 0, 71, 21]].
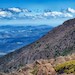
[[0, 18, 75, 72]]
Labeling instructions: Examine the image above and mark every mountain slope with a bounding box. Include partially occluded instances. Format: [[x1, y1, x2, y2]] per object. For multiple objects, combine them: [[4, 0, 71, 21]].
[[0, 18, 75, 72], [1, 53, 75, 75]]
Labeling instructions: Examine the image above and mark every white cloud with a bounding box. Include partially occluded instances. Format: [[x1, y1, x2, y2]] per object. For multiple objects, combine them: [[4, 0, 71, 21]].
[[0, 7, 74, 20], [43, 11, 73, 18], [43, 11, 62, 17], [0, 11, 12, 18], [67, 8, 75, 13], [18, 12, 34, 19], [8, 7, 21, 13], [22, 9, 31, 12], [63, 13, 73, 18]]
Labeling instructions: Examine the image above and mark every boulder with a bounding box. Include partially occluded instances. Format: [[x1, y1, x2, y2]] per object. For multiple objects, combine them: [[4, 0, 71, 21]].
[[65, 55, 72, 61], [55, 56, 66, 65], [37, 63, 56, 75]]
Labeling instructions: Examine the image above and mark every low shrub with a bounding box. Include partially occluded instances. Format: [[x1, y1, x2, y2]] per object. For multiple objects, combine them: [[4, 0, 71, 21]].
[[31, 66, 38, 75], [54, 60, 75, 74]]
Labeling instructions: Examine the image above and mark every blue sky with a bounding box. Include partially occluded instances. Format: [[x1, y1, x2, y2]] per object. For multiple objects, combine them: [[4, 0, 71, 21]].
[[0, 0, 75, 10], [0, 0, 75, 26]]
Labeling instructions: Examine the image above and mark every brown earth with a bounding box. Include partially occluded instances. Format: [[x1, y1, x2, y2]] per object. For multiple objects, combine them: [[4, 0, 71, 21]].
[[1, 53, 75, 75]]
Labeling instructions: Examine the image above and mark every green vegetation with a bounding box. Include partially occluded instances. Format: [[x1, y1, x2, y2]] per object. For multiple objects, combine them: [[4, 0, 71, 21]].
[[45, 44, 49, 49], [54, 50, 60, 57], [35, 43, 41, 48], [61, 47, 75, 56], [54, 60, 75, 74], [18, 63, 24, 68], [31, 66, 38, 75], [61, 49, 72, 56]]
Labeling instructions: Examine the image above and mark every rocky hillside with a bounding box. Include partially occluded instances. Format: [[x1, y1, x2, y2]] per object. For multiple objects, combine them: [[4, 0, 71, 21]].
[[1, 53, 75, 75], [0, 18, 75, 72]]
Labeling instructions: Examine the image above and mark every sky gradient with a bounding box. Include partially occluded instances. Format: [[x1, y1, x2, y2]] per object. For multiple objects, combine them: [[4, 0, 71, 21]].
[[0, 0, 75, 26]]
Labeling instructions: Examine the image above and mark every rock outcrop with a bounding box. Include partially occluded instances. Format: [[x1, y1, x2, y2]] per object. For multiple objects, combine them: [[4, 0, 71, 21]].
[[1, 53, 75, 75]]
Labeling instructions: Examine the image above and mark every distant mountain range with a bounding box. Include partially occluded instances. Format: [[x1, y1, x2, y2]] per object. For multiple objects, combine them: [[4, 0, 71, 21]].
[[0, 25, 53, 56], [0, 18, 75, 73]]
